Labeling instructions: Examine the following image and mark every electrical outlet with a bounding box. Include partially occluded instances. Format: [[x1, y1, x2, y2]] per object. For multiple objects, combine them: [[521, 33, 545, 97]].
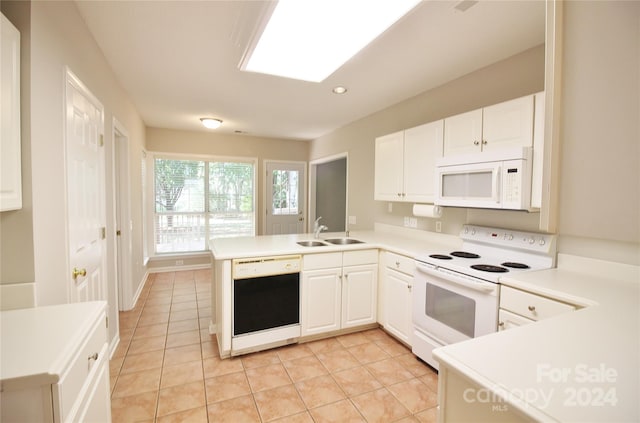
[[176, 259, 184, 266], [409, 217, 418, 228], [403, 217, 410, 227], [348, 215, 357, 225], [388, 203, 393, 213], [435, 221, 442, 233]]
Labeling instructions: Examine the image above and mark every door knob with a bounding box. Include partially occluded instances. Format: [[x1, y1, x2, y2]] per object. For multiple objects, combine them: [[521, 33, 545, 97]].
[[72, 267, 87, 280]]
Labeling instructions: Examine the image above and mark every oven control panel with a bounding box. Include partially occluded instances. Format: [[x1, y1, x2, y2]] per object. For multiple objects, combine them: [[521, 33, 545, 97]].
[[461, 225, 556, 254]]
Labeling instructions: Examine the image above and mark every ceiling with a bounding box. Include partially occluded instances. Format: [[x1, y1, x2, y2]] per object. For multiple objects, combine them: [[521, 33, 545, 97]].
[[75, 0, 545, 141]]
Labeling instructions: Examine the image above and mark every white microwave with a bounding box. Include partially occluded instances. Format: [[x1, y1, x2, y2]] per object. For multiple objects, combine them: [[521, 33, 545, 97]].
[[435, 147, 534, 210]]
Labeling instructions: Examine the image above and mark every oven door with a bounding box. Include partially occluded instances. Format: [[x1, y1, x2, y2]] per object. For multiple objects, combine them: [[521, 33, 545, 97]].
[[412, 261, 498, 345]]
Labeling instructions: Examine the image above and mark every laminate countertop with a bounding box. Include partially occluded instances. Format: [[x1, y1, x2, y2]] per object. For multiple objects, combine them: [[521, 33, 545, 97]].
[[433, 254, 639, 422]]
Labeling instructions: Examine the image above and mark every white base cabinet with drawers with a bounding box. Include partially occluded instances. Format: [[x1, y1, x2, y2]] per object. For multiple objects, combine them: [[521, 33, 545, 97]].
[[301, 250, 378, 337], [498, 285, 577, 331], [0, 302, 111, 423], [380, 251, 414, 345]]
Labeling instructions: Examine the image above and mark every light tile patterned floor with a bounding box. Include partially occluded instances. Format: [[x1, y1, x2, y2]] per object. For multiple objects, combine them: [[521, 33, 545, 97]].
[[110, 270, 439, 422]]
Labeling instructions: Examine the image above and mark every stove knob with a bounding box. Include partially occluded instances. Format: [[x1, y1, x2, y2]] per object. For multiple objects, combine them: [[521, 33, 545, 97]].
[[539, 238, 546, 246], [508, 234, 514, 241], [471, 229, 476, 235], [528, 237, 535, 244]]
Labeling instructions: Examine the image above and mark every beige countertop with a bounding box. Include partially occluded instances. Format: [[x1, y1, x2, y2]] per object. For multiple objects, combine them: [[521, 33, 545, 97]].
[[433, 254, 640, 422]]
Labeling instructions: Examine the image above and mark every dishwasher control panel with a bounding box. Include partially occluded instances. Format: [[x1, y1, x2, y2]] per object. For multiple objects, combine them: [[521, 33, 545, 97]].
[[232, 255, 301, 279]]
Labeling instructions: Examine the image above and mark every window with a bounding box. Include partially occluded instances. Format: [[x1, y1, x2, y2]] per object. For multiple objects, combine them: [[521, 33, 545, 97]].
[[153, 156, 255, 254]]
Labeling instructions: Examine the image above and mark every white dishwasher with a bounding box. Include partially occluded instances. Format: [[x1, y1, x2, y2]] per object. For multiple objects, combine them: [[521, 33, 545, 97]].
[[231, 254, 301, 355]]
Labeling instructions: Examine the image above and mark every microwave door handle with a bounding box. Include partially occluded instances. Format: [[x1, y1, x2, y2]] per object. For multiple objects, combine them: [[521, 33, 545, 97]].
[[416, 262, 495, 293], [493, 166, 501, 203]]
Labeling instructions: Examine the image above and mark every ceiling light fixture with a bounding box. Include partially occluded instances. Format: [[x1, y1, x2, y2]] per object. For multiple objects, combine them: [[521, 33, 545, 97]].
[[332, 86, 348, 94], [200, 118, 222, 129], [240, 0, 421, 83]]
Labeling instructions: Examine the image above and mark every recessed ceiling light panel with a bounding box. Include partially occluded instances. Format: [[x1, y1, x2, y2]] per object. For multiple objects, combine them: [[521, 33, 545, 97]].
[[240, 0, 421, 83]]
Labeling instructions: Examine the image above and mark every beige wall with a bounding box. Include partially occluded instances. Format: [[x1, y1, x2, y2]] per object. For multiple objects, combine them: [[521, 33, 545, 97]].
[[310, 2, 640, 265], [554, 1, 639, 262], [310, 45, 545, 235], [146, 127, 310, 235], [0, 1, 147, 341]]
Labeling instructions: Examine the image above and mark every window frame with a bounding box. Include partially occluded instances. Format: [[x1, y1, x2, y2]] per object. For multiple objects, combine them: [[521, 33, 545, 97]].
[[148, 152, 257, 256]]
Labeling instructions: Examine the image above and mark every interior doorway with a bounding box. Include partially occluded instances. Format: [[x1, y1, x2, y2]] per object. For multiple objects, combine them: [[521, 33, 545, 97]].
[[310, 154, 348, 233], [112, 119, 132, 311]]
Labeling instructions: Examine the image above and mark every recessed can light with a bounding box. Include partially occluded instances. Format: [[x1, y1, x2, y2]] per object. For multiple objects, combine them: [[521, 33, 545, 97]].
[[332, 86, 348, 94]]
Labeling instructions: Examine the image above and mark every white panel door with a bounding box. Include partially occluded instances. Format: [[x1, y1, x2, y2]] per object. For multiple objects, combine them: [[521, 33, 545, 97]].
[[443, 109, 482, 156], [383, 267, 412, 344], [342, 264, 377, 329], [482, 95, 534, 152], [301, 268, 342, 336], [265, 161, 305, 235], [65, 71, 106, 303], [374, 131, 404, 201], [403, 120, 443, 203]]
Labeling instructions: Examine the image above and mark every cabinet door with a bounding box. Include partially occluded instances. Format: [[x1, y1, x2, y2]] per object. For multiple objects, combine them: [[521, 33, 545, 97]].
[[301, 268, 342, 336], [383, 267, 413, 344], [342, 264, 377, 328], [403, 120, 443, 202], [1, 13, 22, 211], [481, 95, 534, 152], [374, 131, 404, 201], [443, 109, 482, 156]]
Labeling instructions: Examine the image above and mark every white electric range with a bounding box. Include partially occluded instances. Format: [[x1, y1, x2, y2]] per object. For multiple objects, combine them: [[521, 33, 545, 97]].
[[412, 225, 557, 370]]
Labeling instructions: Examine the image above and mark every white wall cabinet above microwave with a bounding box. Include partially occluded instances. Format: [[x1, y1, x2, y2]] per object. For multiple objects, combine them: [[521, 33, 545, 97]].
[[374, 120, 443, 203], [443, 94, 537, 156], [1, 13, 22, 212]]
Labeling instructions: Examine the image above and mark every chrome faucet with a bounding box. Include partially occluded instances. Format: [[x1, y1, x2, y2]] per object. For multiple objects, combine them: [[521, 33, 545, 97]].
[[313, 216, 328, 239]]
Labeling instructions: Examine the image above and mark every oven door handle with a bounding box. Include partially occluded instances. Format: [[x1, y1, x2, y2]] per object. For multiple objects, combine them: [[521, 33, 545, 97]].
[[415, 262, 496, 293]]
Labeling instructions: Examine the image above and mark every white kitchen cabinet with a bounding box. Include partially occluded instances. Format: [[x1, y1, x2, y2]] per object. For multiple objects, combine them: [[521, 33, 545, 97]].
[[1, 13, 22, 211], [374, 120, 443, 203], [380, 251, 414, 345], [0, 302, 112, 423], [498, 285, 576, 330], [301, 250, 377, 337], [301, 267, 342, 336], [443, 94, 535, 156]]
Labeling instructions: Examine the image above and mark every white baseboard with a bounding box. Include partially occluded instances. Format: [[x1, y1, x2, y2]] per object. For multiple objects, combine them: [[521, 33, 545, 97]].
[[129, 270, 150, 310], [148, 263, 211, 273], [109, 334, 120, 360]]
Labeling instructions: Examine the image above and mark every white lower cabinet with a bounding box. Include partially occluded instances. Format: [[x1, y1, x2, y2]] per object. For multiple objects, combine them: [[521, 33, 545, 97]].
[[0, 302, 111, 423], [301, 250, 377, 337], [381, 251, 414, 345], [498, 285, 577, 330]]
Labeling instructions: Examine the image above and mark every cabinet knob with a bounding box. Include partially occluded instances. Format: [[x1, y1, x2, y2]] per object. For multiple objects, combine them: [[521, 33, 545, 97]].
[[498, 321, 505, 327], [408, 284, 412, 292], [528, 305, 536, 312], [88, 352, 99, 361], [397, 193, 402, 197], [395, 261, 400, 267], [482, 140, 488, 145], [473, 140, 480, 146]]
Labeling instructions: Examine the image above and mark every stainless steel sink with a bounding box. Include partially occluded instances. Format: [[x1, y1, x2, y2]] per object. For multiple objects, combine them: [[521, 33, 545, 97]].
[[296, 240, 327, 247], [324, 238, 364, 245]]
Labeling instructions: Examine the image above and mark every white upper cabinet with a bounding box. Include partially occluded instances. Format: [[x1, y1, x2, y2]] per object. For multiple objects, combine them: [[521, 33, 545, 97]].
[[374, 120, 443, 203], [1, 13, 22, 212], [443, 94, 535, 156]]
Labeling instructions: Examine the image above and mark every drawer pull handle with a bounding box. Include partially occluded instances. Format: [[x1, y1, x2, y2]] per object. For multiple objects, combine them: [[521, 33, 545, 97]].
[[88, 352, 99, 361], [498, 321, 505, 327], [528, 305, 536, 312], [395, 261, 400, 267]]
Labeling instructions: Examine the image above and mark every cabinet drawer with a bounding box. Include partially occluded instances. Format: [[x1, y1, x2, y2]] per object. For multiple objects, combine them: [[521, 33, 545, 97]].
[[303, 252, 342, 270], [382, 251, 415, 276], [500, 286, 576, 321], [54, 312, 107, 422], [343, 249, 378, 266], [498, 308, 534, 331]]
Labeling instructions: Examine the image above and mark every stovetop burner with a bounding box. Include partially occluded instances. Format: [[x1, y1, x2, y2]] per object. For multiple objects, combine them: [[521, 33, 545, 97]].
[[451, 251, 480, 259], [429, 254, 453, 260], [502, 262, 530, 269], [471, 264, 509, 273]]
